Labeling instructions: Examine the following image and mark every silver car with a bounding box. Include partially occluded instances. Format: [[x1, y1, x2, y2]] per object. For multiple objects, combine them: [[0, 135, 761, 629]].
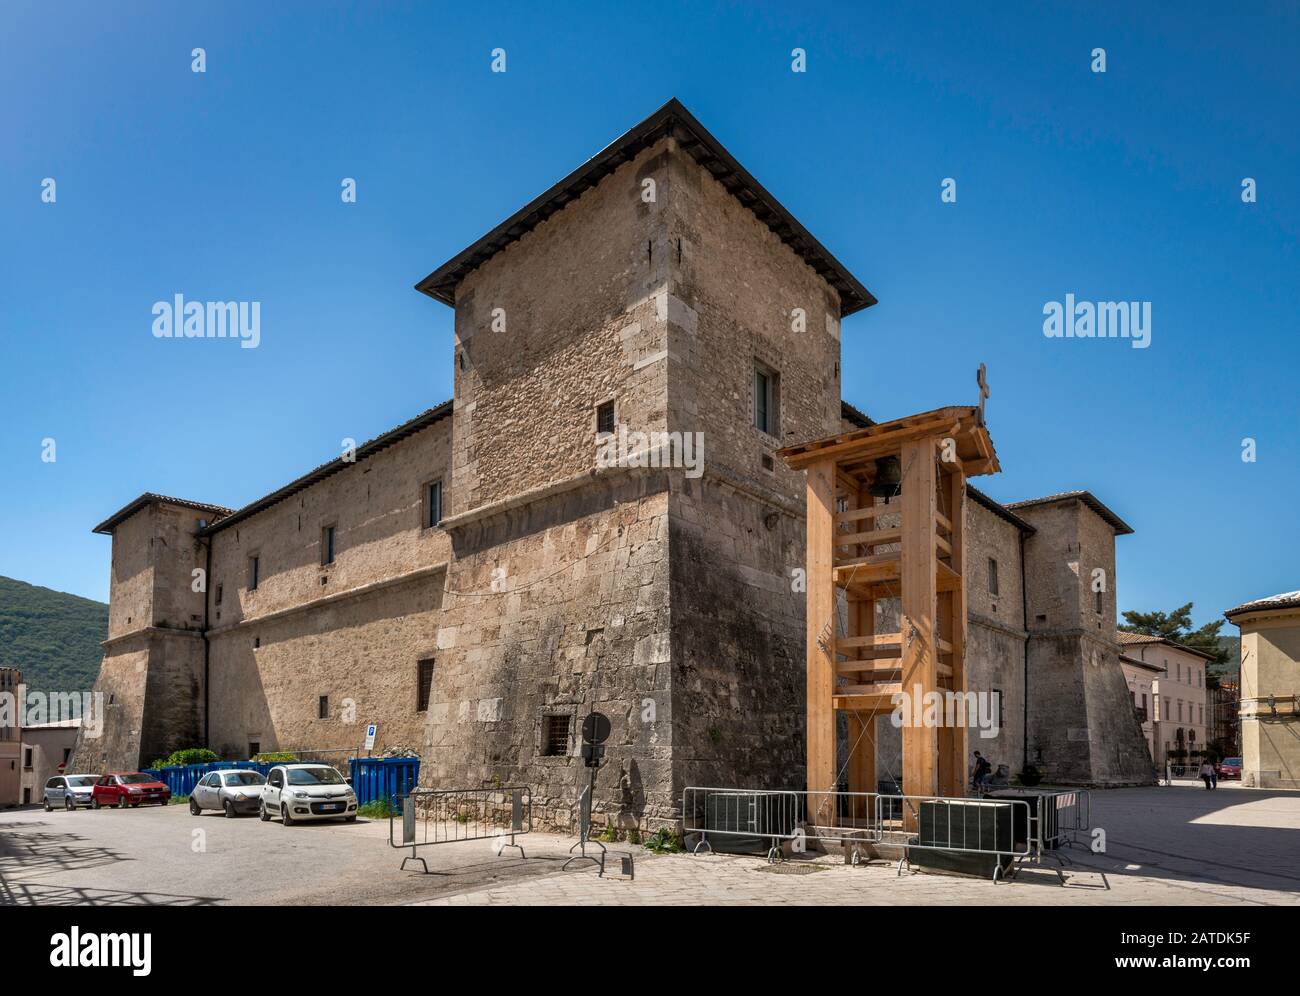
[[188, 769, 268, 817], [43, 774, 98, 810]]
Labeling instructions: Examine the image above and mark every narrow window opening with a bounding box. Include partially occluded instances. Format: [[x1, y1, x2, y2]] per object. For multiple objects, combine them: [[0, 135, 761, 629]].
[[541, 714, 571, 757]]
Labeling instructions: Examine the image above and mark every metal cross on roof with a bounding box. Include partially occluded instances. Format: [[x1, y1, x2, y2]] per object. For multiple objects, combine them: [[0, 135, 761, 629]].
[[976, 363, 990, 423]]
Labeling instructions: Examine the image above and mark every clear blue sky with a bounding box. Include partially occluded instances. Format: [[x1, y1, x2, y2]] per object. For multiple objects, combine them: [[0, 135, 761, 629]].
[[2, 1, 1296, 631]]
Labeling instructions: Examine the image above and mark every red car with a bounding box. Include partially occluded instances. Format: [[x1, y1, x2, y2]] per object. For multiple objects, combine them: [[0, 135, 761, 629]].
[[91, 772, 171, 808], [1218, 757, 1242, 780]]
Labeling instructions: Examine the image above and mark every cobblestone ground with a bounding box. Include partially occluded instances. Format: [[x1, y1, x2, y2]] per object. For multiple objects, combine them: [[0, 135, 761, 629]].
[[413, 785, 1300, 906]]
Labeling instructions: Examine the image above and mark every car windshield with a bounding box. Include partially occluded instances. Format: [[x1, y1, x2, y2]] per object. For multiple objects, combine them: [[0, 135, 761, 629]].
[[67, 776, 97, 787], [118, 773, 155, 784], [286, 767, 344, 786], [223, 772, 266, 786]]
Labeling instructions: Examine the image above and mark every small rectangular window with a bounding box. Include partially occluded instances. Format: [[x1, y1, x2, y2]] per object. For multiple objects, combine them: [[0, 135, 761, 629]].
[[541, 714, 571, 757], [318, 695, 329, 720], [23, 748, 33, 768], [321, 525, 336, 566], [596, 400, 616, 436], [426, 481, 443, 529], [987, 558, 999, 596], [417, 658, 435, 712], [249, 555, 260, 591], [1095, 587, 1103, 614], [215, 583, 223, 606], [753, 363, 779, 435], [248, 741, 260, 758]]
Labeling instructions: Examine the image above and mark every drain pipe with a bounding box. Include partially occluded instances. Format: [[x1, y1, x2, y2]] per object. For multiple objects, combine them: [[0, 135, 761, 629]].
[[1020, 530, 1029, 771]]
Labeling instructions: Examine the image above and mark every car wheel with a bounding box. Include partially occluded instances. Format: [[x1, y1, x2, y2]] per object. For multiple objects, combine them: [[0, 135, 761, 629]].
[[224, 800, 235, 819], [189, 797, 202, 816], [65, 797, 76, 811], [117, 796, 128, 809], [345, 815, 357, 823], [281, 804, 292, 826], [43, 797, 53, 812], [92, 797, 101, 810], [259, 801, 271, 822]]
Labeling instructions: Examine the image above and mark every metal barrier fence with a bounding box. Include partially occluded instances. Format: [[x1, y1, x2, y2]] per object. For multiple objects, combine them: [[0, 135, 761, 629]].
[[683, 785, 1089, 882], [388, 786, 532, 873]]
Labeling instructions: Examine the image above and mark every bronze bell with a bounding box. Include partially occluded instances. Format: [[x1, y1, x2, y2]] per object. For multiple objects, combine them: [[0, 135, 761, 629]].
[[869, 455, 902, 499]]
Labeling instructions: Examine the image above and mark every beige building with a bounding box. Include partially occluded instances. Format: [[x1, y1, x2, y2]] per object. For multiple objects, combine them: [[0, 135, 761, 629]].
[[1118, 632, 1212, 767], [20, 719, 81, 807], [0, 667, 20, 807], [1225, 591, 1300, 788], [1119, 649, 1162, 764], [74, 100, 1152, 824]]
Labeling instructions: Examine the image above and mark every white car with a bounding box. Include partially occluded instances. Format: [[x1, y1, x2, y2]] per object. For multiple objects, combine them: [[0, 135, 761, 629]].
[[260, 764, 358, 825], [43, 774, 98, 810]]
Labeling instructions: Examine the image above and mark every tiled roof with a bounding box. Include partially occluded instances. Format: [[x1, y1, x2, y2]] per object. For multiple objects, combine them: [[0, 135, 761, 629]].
[[1004, 490, 1133, 536], [93, 494, 235, 535], [1225, 590, 1300, 619], [1116, 631, 1217, 662], [416, 98, 877, 317], [1117, 632, 1163, 645]]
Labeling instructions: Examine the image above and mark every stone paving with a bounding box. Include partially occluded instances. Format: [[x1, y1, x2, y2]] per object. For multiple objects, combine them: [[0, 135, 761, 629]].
[[413, 785, 1300, 906]]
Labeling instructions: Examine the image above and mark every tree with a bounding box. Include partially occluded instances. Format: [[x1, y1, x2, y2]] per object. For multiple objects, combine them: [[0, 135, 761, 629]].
[[1120, 602, 1230, 683]]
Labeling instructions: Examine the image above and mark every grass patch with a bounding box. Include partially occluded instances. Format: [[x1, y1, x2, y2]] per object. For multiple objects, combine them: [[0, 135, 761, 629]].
[[357, 798, 399, 819]]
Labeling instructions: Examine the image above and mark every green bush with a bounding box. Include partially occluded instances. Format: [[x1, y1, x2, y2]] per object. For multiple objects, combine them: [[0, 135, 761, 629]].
[[151, 748, 220, 769], [250, 752, 298, 763]]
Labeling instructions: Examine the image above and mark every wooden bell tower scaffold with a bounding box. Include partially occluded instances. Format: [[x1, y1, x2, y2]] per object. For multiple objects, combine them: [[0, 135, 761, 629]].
[[778, 401, 999, 829]]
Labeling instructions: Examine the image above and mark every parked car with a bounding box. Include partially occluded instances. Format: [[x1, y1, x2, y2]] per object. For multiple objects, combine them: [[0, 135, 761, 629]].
[[260, 764, 357, 825], [91, 772, 171, 808], [1218, 757, 1242, 779], [42, 774, 99, 811], [189, 769, 267, 817]]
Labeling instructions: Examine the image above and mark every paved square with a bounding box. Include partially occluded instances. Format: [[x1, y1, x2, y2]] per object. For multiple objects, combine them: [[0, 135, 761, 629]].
[[2, 785, 1297, 905]]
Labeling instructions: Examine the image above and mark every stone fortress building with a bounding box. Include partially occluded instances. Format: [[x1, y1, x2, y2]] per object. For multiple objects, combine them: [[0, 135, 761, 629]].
[[73, 100, 1152, 826]]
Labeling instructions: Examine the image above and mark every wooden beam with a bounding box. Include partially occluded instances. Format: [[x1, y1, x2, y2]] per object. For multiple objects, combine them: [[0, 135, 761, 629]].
[[805, 458, 837, 803], [834, 505, 896, 525], [900, 438, 939, 808], [783, 418, 959, 470], [837, 632, 903, 649], [836, 527, 902, 548], [938, 469, 969, 797]]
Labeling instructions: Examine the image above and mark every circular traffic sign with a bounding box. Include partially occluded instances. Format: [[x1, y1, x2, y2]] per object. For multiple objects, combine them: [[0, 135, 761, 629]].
[[581, 712, 611, 745]]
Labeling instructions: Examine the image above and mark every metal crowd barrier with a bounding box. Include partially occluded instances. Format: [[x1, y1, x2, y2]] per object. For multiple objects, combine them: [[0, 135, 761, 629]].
[[683, 785, 1092, 883], [681, 787, 804, 862], [875, 793, 1033, 881], [388, 786, 532, 873]]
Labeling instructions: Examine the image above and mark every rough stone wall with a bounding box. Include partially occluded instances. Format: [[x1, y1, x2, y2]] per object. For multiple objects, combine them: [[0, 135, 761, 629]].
[[663, 138, 845, 796], [429, 141, 677, 827], [430, 478, 672, 828], [73, 503, 207, 771], [206, 422, 452, 629], [1019, 500, 1151, 784], [450, 141, 671, 515], [964, 501, 1029, 775], [205, 419, 453, 757]]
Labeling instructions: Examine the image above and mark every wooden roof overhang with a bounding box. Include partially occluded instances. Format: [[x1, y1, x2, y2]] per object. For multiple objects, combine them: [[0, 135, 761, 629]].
[[778, 405, 1000, 482]]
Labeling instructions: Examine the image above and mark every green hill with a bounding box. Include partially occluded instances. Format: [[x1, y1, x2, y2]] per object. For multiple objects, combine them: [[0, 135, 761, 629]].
[[0, 576, 106, 694]]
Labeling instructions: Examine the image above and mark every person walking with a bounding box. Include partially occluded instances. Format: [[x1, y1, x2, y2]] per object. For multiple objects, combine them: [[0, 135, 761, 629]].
[[971, 751, 992, 793], [1199, 759, 1215, 790], [1210, 759, 1219, 789]]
